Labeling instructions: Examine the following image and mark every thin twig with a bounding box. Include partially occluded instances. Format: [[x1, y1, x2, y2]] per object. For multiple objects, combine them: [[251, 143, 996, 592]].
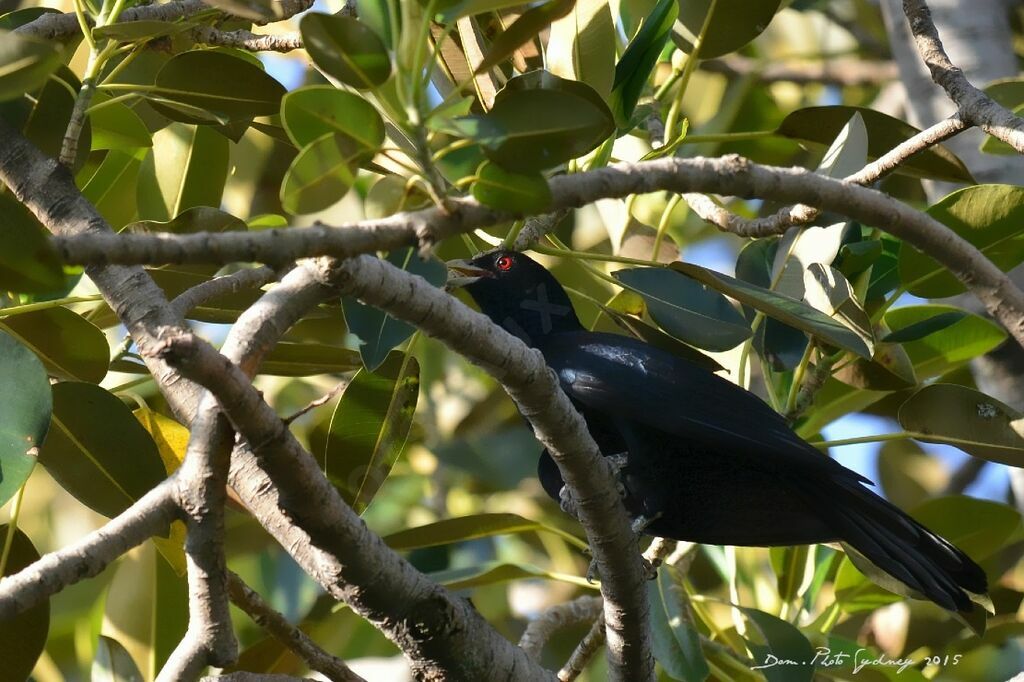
[[519, 595, 604, 661], [170, 266, 281, 317], [282, 380, 349, 424], [227, 571, 367, 682]]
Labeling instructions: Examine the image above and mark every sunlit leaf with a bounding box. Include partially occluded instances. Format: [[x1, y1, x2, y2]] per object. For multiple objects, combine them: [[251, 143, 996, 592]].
[[428, 561, 595, 590], [137, 123, 229, 222], [0, 191, 64, 293], [475, 0, 574, 74], [280, 132, 360, 215], [0, 307, 108, 383], [259, 342, 362, 376], [281, 85, 384, 153], [300, 12, 391, 89], [0, 30, 61, 102], [471, 160, 552, 213], [650, 567, 708, 682], [0, 331, 48, 507], [93, 635, 145, 682], [383, 512, 588, 551], [547, 0, 615, 100], [883, 305, 1006, 380], [611, 0, 678, 126], [614, 266, 751, 352]]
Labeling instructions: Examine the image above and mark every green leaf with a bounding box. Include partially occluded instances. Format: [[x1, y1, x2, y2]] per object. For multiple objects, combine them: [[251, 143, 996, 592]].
[[355, 0, 396, 48], [467, 70, 615, 172], [740, 607, 816, 682], [0, 307, 108, 383], [802, 263, 875, 356], [597, 298, 726, 372], [127, 206, 247, 272], [93, 635, 145, 682], [883, 304, 1006, 379], [877, 440, 948, 511], [88, 92, 152, 150], [434, 0, 535, 21], [81, 149, 144, 230], [343, 248, 447, 371], [911, 495, 1020, 561], [101, 543, 187, 679], [38, 382, 166, 518], [899, 185, 1024, 297], [777, 106, 973, 183], [259, 342, 362, 376], [899, 383, 1024, 467], [0, 331, 48, 507], [471, 161, 552, 212], [649, 568, 709, 682], [881, 310, 967, 343], [383, 512, 588, 551], [0, 30, 61, 102], [137, 123, 229, 222], [832, 341, 917, 390], [833, 555, 902, 613], [475, 0, 574, 74], [280, 132, 361, 215], [547, 0, 616, 101], [281, 85, 384, 153], [318, 351, 419, 513], [0, 526, 49, 681], [672, 0, 782, 59], [770, 545, 814, 605], [300, 12, 391, 89], [670, 261, 872, 357], [613, 267, 751, 352], [611, 0, 678, 126], [150, 49, 285, 122], [0, 191, 64, 293]]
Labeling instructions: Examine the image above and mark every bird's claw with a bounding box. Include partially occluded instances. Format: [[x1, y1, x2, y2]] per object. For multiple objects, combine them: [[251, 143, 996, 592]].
[[558, 485, 579, 519]]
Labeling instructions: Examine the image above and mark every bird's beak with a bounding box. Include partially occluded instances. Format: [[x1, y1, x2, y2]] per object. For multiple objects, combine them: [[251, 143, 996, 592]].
[[446, 259, 492, 289]]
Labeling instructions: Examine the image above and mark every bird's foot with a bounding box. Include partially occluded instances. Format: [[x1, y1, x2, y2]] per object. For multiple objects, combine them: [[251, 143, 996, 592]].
[[558, 485, 579, 519], [607, 452, 629, 474]]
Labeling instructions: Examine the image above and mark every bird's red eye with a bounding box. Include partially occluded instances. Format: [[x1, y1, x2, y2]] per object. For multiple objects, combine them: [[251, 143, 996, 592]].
[[495, 255, 514, 271]]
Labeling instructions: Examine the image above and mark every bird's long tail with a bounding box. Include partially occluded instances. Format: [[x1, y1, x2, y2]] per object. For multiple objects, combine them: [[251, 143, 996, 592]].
[[807, 477, 987, 612]]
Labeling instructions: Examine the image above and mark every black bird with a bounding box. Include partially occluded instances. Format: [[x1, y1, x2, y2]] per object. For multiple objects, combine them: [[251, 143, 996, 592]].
[[449, 249, 987, 614]]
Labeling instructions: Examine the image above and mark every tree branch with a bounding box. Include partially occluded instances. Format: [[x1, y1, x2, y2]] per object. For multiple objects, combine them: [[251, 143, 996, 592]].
[[0, 479, 180, 618], [227, 571, 366, 682], [519, 596, 603, 662], [901, 0, 1024, 153], [191, 26, 304, 52], [50, 154, 1024, 348], [171, 266, 280, 318], [700, 56, 898, 87], [314, 255, 653, 681]]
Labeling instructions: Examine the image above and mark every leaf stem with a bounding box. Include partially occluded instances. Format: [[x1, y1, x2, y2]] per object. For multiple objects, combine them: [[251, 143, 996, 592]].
[[0, 295, 103, 318], [0, 480, 30, 577], [677, 130, 775, 144]]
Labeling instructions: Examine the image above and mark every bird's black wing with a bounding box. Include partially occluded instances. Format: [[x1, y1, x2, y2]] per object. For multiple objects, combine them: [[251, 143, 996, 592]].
[[539, 330, 870, 484]]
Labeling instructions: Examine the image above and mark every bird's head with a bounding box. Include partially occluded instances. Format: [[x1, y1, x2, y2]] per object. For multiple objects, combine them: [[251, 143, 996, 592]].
[[447, 249, 582, 346]]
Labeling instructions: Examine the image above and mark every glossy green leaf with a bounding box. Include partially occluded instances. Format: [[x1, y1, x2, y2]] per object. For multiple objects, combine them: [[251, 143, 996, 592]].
[[343, 248, 447, 370], [882, 310, 967, 343], [137, 123, 229, 221], [672, 0, 781, 59], [611, 0, 678, 126], [0, 191, 64, 293], [740, 606, 816, 682], [649, 568, 708, 682], [777, 106, 973, 183], [547, 0, 616, 100], [802, 263, 875, 355], [597, 300, 726, 372], [833, 341, 917, 390], [614, 267, 751, 352], [88, 92, 152, 150], [0, 307, 108, 383], [427, 561, 594, 590], [435, 0, 533, 21], [38, 382, 166, 518], [770, 545, 814, 605], [300, 12, 391, 89], [471, 161, 552, 213], [318, 351, 419, 514], [475, 0, 574, 74], [670, 262, 872, 357], [467, 71, 615, 172], [911, 495, 1021, 561], [82, 148, 145, 230], [0, 526, 49, 681], [383, 512, 588, 551], [899, 383, 1024, 467], [883, 304, 1006, 379], [101, 543, 188, 679], [259, 342, 362, 376], [150, 49, 285, 122], [93, 635, 145, 682], [900, 185, 1024, 297], [281, 85, 384, 152], [0, 331, 48, 507], [280, 132, 361, 215], [365, 174, 430, 218], [0, 30, 61, 102], [355, 0, 396, 48]]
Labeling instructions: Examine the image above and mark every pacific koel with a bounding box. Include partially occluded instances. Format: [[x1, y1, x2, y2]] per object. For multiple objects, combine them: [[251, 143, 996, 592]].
[[450, 249, 987, 614]]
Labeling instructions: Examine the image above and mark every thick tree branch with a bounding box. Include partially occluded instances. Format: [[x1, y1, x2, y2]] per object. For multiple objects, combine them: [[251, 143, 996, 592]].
[[0, 480, 180, 617], [227, 571, 366, 682], [684, 114, 968, 237], [191, 26, 304, 52], [14, 0, 314, 39], [902, 0, 1024, 153], [314, 255, 653, 681], [51, 155, 1024, 348]]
